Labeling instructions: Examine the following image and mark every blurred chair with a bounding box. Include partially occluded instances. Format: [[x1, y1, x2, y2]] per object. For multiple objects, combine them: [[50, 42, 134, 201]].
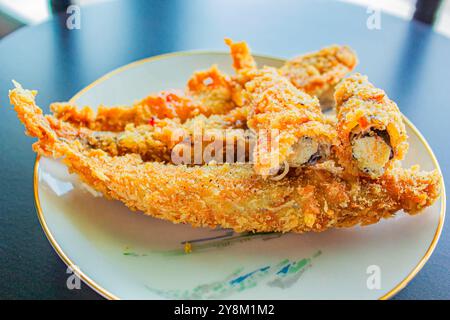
[[50, 0, 73, 14], [413, 0, 443, 24]]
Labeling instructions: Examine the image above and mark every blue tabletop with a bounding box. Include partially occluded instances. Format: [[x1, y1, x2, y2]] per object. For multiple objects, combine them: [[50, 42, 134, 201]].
[[0, 0, 449, 299]]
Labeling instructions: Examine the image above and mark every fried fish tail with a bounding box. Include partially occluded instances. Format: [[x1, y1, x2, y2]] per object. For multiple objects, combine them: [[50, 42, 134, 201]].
[[335, 74, 409, 178], [9, 81, 66, 157], [244, 68, 337, 176], [223, 38, 258, 107], [224, 38, 257, 74], [380, 166, 442, 214]]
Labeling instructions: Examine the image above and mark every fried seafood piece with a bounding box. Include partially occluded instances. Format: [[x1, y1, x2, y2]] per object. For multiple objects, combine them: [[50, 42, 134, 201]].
[[224, 38, 258, 108], [223, 106, 249, 127], [40, 90, 254, 164], [50, 96, 252, 164], [80, 120, 180, 162], [9, 83, 441, 232], [51, 94, 246, 134], [53, 105, 253, 164], [244, 67, 337, 176], [225, 39, 357, 109], [50, 90, 204, 131], [335, 74, 408, 178], [83, 118, 252, 164], [186, 64, 237, 115], [280, 45, 358, 108], [51, 65, 239, 131], [224, 38, 257, 74]]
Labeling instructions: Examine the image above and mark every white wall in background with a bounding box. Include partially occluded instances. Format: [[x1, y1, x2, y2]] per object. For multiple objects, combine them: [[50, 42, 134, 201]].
[[0, 0, 49, 24]]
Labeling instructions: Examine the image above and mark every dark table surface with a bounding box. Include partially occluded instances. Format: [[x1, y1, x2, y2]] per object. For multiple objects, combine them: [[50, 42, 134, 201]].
[[0, 0, 449, 300]]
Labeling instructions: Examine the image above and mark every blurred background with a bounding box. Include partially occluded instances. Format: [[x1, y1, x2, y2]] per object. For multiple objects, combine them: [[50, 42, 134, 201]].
[[0, 0, 449, 39]]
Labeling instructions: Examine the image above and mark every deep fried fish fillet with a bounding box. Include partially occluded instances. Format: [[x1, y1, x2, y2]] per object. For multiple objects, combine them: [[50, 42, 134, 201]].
[[51, 41, 355, 133], [83, 120, 252, 164], [51, 96, 248, 135], [335, 74, 408, 178], [244, 67, 337, 176], [51, 65, 238, 131], [9, 83, 441, 233], [225, 39, 357, 109], [50, 91, 203, 131], [50, 87, 253, 164], [47, 107, 252, 164]]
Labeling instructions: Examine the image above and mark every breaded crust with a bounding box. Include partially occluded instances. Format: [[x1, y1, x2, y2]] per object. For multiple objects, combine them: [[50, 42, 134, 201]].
[[244, 67, 337, 175], [225, 39, 357, 109], [335, 73, 408, 177], [9, 83, 441, 233], [280, 45, 358, 103]]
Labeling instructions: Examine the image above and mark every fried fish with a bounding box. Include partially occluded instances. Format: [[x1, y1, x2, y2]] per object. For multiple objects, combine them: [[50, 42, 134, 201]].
[[9, 83, 441, 233]]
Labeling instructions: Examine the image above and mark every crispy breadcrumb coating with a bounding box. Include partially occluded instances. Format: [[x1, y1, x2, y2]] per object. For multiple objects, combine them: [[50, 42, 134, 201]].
[[225, 39, 357, 109], [335, 73, 408, 178], [51, 97, 246, 133], [82, 120, 252, 164], [51, 65, 239, 130], [51, 41, 355, 133], [224, 38, 257, 74], [47, 108, 253, 164], [9, 83, 441, 233], [280, 45, 358, 107], [244, 67, 337, 176], [50, 90, 203, 131], [186, 64, 237, 115], [224, 38, 258, 107], [50, 96, 253, 164]]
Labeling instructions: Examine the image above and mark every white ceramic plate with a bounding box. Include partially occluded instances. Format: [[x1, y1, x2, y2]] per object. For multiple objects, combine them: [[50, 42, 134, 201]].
[[35, 52, 446, 300]]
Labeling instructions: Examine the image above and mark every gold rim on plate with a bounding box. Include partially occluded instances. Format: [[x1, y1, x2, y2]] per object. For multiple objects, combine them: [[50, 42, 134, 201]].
[[33, 51, 446, 300]]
